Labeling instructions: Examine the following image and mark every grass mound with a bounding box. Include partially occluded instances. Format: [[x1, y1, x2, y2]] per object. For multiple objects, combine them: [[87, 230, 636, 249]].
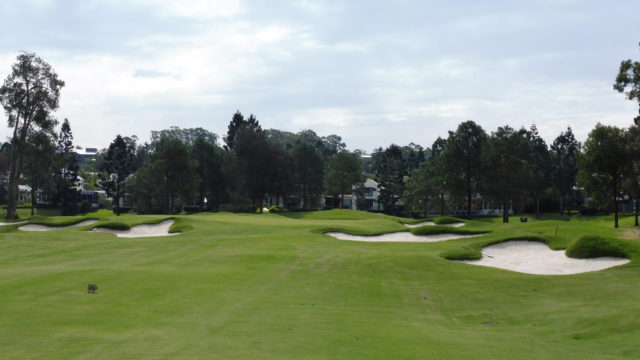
[[432, 216, 465, 225], [27, 216, 98, 227], [566, 235, 630, 259], [410, 225, 487, 236], [441, 236, 550, 261]]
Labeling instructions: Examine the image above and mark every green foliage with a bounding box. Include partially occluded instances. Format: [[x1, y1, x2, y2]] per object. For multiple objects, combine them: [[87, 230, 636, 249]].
[[324, 151, 363, 207], [99, 134, 137, 215], [566, 235, 630, 259], [550, 126, 579, 212], [577, 124, 627, 228], [371, 144, 406, 214], [0, 52, 64, 219], [80, 200, 91, 214], [292, 142, 324, 210], [443, 121, 487, 216], [410, 225, 488, 236]]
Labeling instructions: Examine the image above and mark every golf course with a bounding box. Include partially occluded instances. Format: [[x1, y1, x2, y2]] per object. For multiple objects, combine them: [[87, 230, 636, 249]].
[[1, 209, 639, 359]]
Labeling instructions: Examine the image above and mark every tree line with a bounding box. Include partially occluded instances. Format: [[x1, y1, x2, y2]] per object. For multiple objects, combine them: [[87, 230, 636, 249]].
[[1, 45, 639, 228]]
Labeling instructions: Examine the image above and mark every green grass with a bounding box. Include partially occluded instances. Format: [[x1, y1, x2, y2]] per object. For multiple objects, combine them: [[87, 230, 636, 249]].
[[0, 210, 639, 359], [432, 216, 465, 224]]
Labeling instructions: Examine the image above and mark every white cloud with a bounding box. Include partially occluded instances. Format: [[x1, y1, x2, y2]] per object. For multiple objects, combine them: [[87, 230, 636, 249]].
[[125, 0, 244, 19]]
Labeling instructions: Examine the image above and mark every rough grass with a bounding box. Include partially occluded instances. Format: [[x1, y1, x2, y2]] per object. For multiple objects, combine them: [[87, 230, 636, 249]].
[[1, 210, 639, 359], [566, 235, 633, 259]]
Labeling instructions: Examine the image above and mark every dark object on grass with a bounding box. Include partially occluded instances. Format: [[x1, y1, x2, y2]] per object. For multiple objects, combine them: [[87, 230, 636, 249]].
[[520, 217, 528, 223], [88, 284, 98, 294]]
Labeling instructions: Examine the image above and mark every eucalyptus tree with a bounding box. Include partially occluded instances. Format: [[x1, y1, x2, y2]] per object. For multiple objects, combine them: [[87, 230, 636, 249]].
[[0, 52, 64, 219], [614, 42, 640, 124], [577, 124, 627, 228], [23, 130, 56, 215]]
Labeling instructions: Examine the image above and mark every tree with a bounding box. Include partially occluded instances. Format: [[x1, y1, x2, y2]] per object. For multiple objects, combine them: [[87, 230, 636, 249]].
[[191, 137, 225, 210], [527, 124, 552, 218], [577, 124, 627, 228], [22, 130, 56, 215], [443, 121, 487, 217], [481, 126, 531, 223], [550, 127, 580, 213], [292, 142, 324, 209], [151, 126, 217, 147], [372, 145, 406, 214], [325, 152, 363, 208], [53, 119, 80, 215], [623, 124, 640, 226], [223, 111, 261, 151], [0, 52, 64, 219], [234, 127, 293, 212], [100, 135, 136, 215], [614, 42, 640, 124], [128, 163, 163, 214], [153, 137, 194, 213]]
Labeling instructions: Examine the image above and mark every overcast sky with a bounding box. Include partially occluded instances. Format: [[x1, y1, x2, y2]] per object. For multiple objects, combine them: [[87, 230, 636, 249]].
[[1, 0, 639, 152]]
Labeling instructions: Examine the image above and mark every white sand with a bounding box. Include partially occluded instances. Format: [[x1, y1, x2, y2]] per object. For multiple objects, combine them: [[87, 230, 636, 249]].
[[326, 231, 481, 243], [19, 220, 98, 231], [404, 221, 465, 228], [0, 221, 27, 226], [93, 219, 178, 238], [459, 240, 630, 275]]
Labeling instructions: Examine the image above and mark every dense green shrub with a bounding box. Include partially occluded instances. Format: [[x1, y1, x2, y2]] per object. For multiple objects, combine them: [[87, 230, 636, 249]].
[[410, 225, 487, 236], [432, 216, 465, 225], [566, 235, 629, 259], [268, 205, 285, 213]]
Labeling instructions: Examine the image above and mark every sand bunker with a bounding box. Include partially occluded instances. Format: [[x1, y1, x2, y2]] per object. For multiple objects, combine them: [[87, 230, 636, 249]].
[[0, 221, 27, 226], [459, 240, 629, 275], [404, 221, 465, 228], [93, 219, 177, 238], [326, 231, 481, 243], [19, 220, 98, 231]]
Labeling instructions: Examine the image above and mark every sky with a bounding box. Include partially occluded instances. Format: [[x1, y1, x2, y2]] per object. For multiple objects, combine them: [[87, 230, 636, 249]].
[[0, 0, 639, 152]]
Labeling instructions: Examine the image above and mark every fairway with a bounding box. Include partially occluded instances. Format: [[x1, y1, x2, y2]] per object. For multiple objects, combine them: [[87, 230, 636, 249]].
[[1, 210, 639, 359]]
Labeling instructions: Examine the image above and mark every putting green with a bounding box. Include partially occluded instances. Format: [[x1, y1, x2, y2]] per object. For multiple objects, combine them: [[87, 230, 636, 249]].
[[0, 210, 638, 359]]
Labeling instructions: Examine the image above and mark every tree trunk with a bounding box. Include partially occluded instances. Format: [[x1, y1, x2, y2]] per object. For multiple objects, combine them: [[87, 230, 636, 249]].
[[535, 196, 540, 219], [30, 186, 37, 216], [6, 157, 21, 219], [440, 193, 445, 216], [635, 198, 639, 227]]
